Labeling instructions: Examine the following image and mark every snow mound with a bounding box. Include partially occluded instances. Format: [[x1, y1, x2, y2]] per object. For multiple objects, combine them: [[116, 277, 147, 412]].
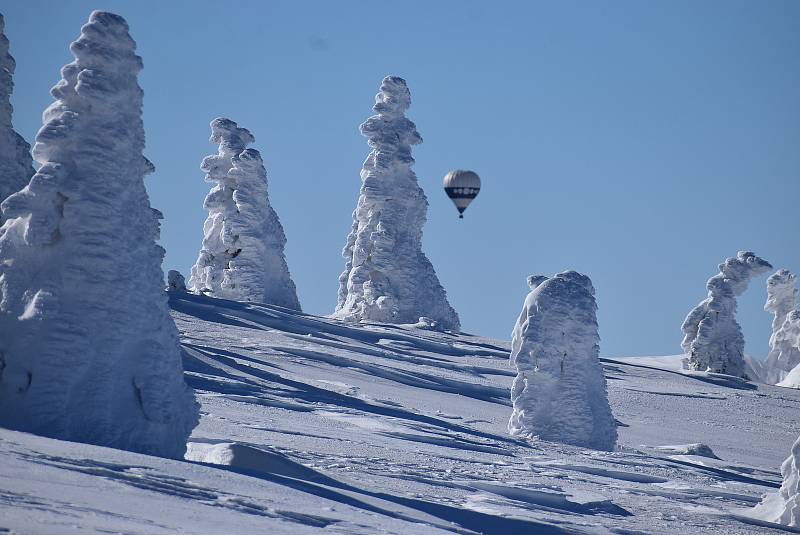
[[334, 76, 459, 332], [508, 271, 617, 451], [653, 443, 720, 459], [0, 11, 198, 458], [763, 270, 800, 385], [0, 13, 34, 208], [681, 251, 772, 377], [189, 118, 301, 310]]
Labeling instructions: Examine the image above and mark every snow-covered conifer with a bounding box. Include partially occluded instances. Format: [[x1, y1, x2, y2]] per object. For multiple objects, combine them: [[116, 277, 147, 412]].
[[0, 14, 34, 205], [508, 271, 617, 451], [0, 11, 198, 458], [167, 270, 187, 292], [188, 118, 300, 310], [753, 434, 800, 526], [762, 270, 800, 384], [334, 76, 459, 331], [681, 251, 772, 377]]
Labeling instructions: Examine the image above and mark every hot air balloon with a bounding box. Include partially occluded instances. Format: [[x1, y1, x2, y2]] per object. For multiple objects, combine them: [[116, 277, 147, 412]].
[[443, 170, 481, 219]]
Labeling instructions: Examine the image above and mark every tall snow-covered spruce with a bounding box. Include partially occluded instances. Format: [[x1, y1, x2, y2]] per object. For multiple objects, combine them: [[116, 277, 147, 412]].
[[0, 13, 34, 205], [0, 11, 198, 458], [189, 118, 300, 310], [334, 76, 459, 331], [681, 251, 772, 377], [763, 270, 800, 384], [508, 271, 617, 451]]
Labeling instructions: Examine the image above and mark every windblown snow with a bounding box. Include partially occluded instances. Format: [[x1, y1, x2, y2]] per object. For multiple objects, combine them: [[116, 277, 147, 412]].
[[0, 11, 197, 459], [0, 13, 34, 207], [509, 272, 617, 451], [682, 251, 773, 377], [1, 292, 799, 534], [189, 118, 301, 310], [334, 76, 459, 332]]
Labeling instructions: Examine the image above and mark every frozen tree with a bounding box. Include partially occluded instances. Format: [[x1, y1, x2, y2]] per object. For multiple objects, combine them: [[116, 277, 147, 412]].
[[188, 118, 300, 310], [752, 434, 800, 526], [334, 76, 459, 331], [0, 11, 198, 459], [0, 13, 34, 206], [762, 270, 800, 384], [508, 271, 617, 451], [167, 270, 187, 292], [681, 251, 772, 377]]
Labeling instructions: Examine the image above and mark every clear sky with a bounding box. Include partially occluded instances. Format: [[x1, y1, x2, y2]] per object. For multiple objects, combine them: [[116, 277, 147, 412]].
[[3, 1, 799, 358]]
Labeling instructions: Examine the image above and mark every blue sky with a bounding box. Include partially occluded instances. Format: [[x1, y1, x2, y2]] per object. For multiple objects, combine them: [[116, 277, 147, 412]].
[[4, 1, 799, 357]]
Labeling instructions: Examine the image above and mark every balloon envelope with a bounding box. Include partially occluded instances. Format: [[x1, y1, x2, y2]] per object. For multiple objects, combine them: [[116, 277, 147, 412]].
[[443, 170, 481, 218]]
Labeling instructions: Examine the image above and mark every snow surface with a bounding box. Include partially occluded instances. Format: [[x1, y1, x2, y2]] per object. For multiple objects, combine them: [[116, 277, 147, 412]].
[[682, 251, 773, 377], [0, 11, 197, 459], [0, 13, 34, 208], [334, 76, 460, 331], [763, 270, 800, 385], [2, 292, 799, 533], [751, 434, 800, 527], [189, 118, 301, 310], [509, 272, 617, 451]]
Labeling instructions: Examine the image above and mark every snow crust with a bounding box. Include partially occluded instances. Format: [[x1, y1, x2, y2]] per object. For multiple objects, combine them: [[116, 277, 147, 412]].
[[334, 76, 459, 331], [508, 271, 617, 451], [0, 11, 197, 458], [752, 434, 800, 526], [762, 269, 800, 385], [681, 251, 772, 377], [0, 14, 34, 207], [189, 118, 300, 310]]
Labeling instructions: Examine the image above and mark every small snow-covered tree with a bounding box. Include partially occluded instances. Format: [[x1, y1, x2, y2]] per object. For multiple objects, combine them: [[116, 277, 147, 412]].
[[0, 11, 198, 458], [0, 13, 34, 205], [752, 434, 800, 526], [509, 271, 617, 451], [334, 76, 459, 331], [189, 118, 300, 310], [763, 270, 800, 384], [681, 251, 772, 377]]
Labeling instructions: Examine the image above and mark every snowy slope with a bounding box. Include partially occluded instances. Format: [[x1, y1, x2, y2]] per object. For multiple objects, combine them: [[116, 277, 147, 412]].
[[2, 292, 800, 534]]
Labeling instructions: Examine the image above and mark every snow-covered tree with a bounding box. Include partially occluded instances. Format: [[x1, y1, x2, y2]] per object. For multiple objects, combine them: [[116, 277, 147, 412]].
[[0, 13, 34, 206], [752, 434, 800, 526], [0, 11, 198, 459], [681, 251, 772, 377], [167, 270, 187, 292], [508, 271, 617, 451], [189, 118, 300, 310], [762, 270, 800, 384], [334, 76, 459, 331]]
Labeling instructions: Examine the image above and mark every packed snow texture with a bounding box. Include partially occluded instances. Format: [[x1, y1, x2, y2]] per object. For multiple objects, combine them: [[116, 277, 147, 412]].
[[334, 76, 459, 331], [752, 434, 800, 526], [762, 269, 800, 385], [0, 11, 198, 459], [508, 271, 617, 451], [0, 13, 34, 207], [188, 118, 301, 311], [681, 251, 773, 377]]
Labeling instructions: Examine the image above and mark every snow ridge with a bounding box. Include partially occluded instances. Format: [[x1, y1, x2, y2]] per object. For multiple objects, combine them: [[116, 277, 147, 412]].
[[509, 271, 617, 451], [334, 76, 459, 331], [681, 251, 772, 377], [0, 13, 34, 207], [0, 11, 198, 459], [189, 118, 301, 310]]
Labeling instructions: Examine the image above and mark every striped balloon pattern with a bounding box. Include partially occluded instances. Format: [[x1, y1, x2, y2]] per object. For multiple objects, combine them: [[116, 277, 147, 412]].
[[443, 170, 480, 218]]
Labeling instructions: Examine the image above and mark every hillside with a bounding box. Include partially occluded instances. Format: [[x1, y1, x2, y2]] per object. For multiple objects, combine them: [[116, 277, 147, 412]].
[[2, 292, 799, 534]]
